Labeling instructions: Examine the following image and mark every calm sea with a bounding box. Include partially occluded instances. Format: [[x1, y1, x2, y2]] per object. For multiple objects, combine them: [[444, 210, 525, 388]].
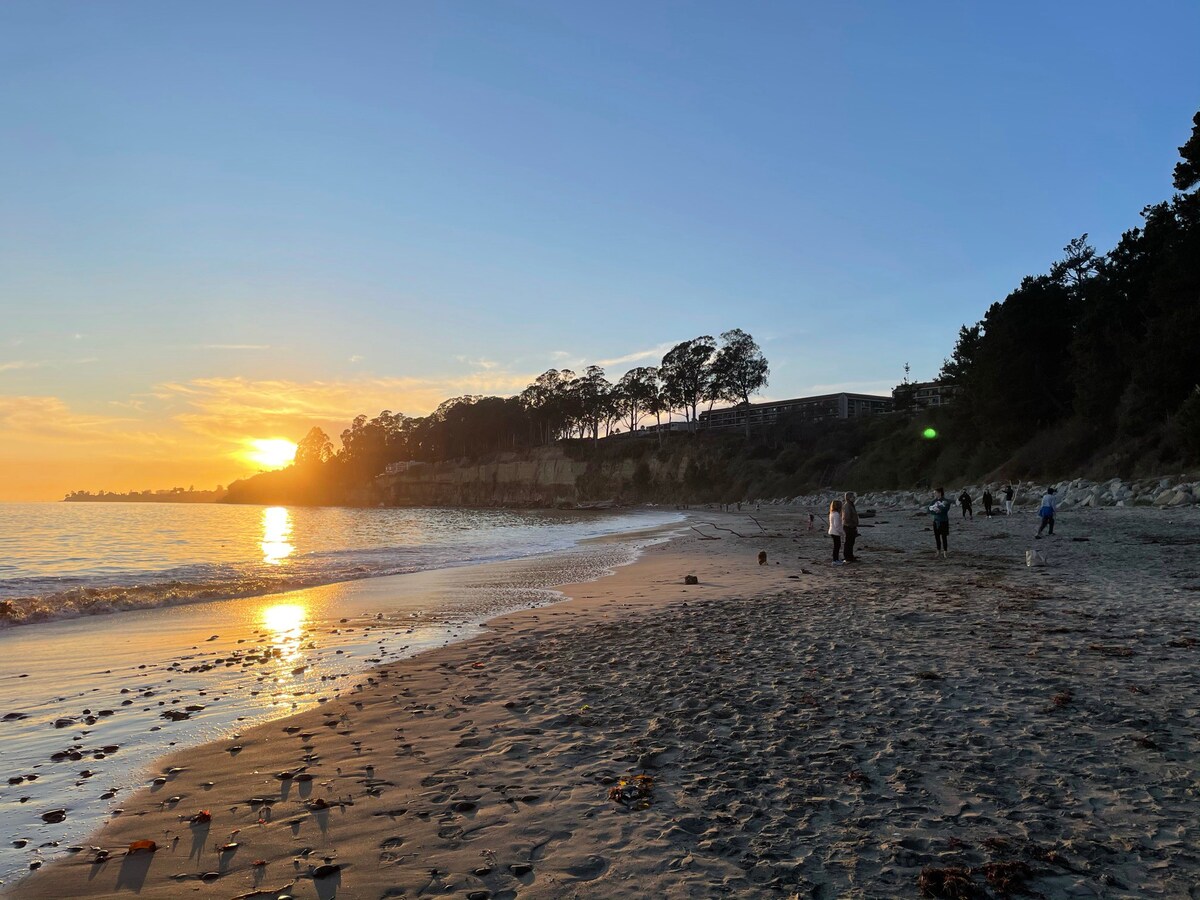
[[0, 503, 683, 884], [0, 503, 682, 626]]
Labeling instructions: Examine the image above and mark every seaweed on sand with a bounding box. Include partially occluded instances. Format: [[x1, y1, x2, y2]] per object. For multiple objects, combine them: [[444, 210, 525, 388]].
[[980, 860, 1034, 896], [917, 865, 978, 898]]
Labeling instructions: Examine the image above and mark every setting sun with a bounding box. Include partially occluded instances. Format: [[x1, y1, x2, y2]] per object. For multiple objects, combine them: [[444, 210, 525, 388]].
[[244, 438, 297, 469]]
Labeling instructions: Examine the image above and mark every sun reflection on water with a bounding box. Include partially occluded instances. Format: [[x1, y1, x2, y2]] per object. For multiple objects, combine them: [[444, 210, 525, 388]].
[[260, 506, 294, 565], [262, 602, 306, 662]]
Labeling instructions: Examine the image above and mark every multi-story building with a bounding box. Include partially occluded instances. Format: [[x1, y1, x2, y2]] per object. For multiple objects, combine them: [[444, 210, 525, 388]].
[[893, 380, 956, 409], [698, 392, 892, 431]]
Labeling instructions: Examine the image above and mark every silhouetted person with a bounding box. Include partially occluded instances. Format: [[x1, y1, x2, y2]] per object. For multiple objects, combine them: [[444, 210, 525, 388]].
[[842, 491, 859, 563], [1003, 484, 1015, 515], [982, 488, 994, 517], [958, 489, 973, 519], [1035, 487, 1059, 537], [828, 499, 844, 566], [928, 487, 952, 558]]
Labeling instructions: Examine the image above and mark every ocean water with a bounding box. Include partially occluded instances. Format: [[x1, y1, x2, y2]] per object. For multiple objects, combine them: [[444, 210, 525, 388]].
[[0, 503, 682, 626], [0, 503, 684, 885]]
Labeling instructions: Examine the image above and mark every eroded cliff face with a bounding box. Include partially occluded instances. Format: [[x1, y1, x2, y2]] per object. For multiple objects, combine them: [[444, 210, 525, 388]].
[[374, 444, 688, 507]]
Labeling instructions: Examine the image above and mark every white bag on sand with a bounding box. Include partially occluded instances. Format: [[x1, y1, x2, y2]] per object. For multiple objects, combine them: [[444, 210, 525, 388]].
[[1026, 549, 1047, 567]]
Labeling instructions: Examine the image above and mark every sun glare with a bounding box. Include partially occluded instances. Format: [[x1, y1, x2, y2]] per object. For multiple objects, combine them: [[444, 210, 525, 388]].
[[245, 438, 297, 469]]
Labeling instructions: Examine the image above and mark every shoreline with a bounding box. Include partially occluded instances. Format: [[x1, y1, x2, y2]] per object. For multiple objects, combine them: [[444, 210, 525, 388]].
[[7, 506, 1199, 897], [0, 517, 683, 888], [0, 506, 684, 630]]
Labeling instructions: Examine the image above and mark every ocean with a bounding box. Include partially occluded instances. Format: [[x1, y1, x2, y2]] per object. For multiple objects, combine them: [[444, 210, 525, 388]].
[[0, 503, 683, 883], [0, 503, 682, 625]]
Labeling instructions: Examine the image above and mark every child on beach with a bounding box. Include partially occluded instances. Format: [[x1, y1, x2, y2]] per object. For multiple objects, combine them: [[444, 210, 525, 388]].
[[808, 512, 815, 531], [929, 488, 953, 558], [1004, 484, 1015, 515], [828, 499, 844, 566], [958, 489, 973, 519]]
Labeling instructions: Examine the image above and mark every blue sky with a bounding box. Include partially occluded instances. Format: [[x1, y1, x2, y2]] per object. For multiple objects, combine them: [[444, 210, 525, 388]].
[[1, 1, 1199, 497]]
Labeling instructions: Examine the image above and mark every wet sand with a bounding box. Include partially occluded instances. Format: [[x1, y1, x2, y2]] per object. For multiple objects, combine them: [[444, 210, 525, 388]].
[[6, 506, 1199, 898]]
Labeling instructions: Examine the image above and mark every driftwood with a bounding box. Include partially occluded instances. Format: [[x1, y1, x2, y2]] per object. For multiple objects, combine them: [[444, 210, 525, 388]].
[[690, 526, 722, 540], [694, 521, 754, 538]]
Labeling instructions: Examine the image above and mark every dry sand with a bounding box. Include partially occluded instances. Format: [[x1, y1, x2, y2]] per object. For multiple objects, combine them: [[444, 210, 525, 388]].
[[7, 505, 1199, 899]]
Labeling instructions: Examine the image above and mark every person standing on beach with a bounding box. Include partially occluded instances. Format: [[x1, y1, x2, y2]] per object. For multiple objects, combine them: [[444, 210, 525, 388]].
[[982, 487, 994, 518], [842, 492, 860, 563], [1035, 487, 1059, 537], [1004, 484, 1015, 515], [828, 499, 845, 566], [929, 487, 952, 558], [958, 489, 973, 519]]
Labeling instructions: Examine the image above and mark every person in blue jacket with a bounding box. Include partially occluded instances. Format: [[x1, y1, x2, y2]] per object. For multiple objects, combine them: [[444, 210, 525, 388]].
[[1035, 487, 1059, 537], [929, 487, 953, 558]]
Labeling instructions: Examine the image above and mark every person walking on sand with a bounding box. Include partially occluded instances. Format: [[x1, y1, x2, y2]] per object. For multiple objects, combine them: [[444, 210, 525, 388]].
[[1003, 484, 1015, 515], [958, 489, 973, 519], [842, 491, 860, 563], [929, 487, 952, 558], [828, 499, 845, 566], [1035, 487, 1059, 538], [982, 487, 994, 518]]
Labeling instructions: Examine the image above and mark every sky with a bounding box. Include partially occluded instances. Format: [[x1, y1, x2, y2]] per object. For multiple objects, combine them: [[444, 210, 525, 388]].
[[2, 1, 1198, 500]]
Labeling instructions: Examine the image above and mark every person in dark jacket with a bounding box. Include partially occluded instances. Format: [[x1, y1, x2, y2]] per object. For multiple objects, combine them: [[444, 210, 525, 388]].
[[958, 489, 973, 519], [842, 492, 860, 563], [982, 488, 994, 517], [929, 488, 953, 558]]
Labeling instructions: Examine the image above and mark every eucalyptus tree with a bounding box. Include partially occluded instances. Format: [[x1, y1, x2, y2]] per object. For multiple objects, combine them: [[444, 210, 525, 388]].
[[710, 329, 769, 434], [659, 336, 717, 432], [574, 365, 612, 443], [615, 366, 660, 433]]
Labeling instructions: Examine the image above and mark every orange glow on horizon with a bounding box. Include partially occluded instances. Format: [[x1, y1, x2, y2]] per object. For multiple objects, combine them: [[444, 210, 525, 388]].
[[244, 438, 297, 469]]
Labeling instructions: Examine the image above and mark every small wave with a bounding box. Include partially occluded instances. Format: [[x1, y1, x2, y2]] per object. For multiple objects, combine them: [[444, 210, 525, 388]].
[[0, 567, 417, 628]]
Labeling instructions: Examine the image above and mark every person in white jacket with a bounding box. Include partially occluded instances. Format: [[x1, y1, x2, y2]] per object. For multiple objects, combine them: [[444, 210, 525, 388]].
[[828, 499, 845, 566], [1035, 487, 1059, 537]]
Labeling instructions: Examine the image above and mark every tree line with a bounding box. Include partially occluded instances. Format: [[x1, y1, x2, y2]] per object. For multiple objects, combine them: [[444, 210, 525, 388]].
[[229, 106, 1200, 503], [288, 328, 769, 484], [933, 107, 1200, 475]]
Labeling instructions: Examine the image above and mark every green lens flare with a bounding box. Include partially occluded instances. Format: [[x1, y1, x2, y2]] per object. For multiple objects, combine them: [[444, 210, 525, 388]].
[[922, 427, 938, 439]]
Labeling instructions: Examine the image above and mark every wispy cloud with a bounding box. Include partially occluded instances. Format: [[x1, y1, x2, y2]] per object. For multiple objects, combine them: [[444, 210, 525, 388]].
[[348, 355, 364, 364], [594, 342, 675, 369], [155, 370, 539, 444], [199, 344, 272, 351], [0, 394, 157, 445], [0, 360, 42, 374]]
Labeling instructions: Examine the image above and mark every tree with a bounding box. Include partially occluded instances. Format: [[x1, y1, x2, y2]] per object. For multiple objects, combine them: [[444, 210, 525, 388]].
[[1050, 234, 1098, 287], [615, 366, 660, 433], [1173, 109, 1200, 192], [659, 336, 717, 431], [295, 426, 334, 467], [573, 366, 612, 444], [709, 329, 769, 435]]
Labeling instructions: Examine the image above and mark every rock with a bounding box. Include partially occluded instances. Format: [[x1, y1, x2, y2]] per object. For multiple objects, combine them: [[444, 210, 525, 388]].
[[312, 863, 341, 879], [41, 809, 67, 823], [683, 575, 699, 585]]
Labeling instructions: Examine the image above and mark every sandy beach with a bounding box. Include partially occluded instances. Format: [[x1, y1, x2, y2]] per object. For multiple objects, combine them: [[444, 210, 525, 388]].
[[6, 504, 1199, 898]]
